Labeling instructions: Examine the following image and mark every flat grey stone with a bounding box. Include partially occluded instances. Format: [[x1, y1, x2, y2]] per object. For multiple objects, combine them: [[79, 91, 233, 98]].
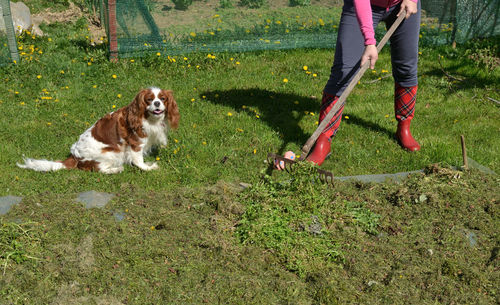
[[76, 191, 114, 209], [113, 211, 125, 222], [0, 196, 23, 215]]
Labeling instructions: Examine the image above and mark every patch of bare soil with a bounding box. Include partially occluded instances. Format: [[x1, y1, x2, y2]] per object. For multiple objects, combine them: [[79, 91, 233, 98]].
[[32, 1, 105, 43]]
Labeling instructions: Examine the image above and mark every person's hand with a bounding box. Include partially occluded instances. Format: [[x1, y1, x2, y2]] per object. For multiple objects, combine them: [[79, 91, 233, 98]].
[[398, 0, 418, 19], [360, 44, 378, 69]]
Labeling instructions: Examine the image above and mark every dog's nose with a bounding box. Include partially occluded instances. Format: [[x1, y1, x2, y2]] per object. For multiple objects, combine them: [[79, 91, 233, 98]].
[[154, 101, 161, 107]]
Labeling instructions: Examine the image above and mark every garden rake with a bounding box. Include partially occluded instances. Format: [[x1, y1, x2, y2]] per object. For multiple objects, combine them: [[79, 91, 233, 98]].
[[268, 10, 407, 185]]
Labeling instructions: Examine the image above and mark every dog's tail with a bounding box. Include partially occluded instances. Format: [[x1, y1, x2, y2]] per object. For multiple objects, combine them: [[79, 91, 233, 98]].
[[17, 154, 83, 172], [16, 157, 69, 172]]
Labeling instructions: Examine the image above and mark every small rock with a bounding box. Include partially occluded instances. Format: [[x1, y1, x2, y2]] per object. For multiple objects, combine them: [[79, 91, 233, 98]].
[[239, 182, 252, 190], [76, 191, 114, 209], [0, 196, 23, 215], [428, 249, 434, 256], [113, 211, 125, 222], [466, 231, 478, 248], [308, 215, 323, 235]]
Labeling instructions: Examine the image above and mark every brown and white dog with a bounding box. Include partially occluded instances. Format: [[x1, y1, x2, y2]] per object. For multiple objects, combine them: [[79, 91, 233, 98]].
[[17, 87, 180, 174]]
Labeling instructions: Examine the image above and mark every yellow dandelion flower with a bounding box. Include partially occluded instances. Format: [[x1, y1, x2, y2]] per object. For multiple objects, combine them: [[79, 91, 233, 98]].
[[236, 61, 240, 65], [303, 65, 308, 71], [418, 51, 422, 55], [112, 105, 116, 109], [190, 32, 196, 37], [227, 112, 233, 117], [93, 85, 97, 88], [191, 98, 195, 102], [236, 128, 243, 132], [81, 72, 85, 76], [130, 59, 135, 63], [20, 102, 25, 105], [156, 52, 161, 56], [313, 73, 317, 77], [117, 94, 122, 98], [60, 70, 65, 74], [150, 226, 155, 230], [283, 78, 289, 83], [253, 149, 257, 154], [156, 156, 160, 161], [112, 74, 117, 79], [87, 62, 92, 66], [174, 139, 179, 143], [48, 38, 52, 42], [36, 75, 42, 79], [344, 115, 349, 119], [202, 141, 207, 145], [385, 114, 389, 118], [47, 122, 52, 126]]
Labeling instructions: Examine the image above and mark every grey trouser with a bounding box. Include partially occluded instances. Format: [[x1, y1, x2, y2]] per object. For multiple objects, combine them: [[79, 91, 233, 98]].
[[324, 0, 421, 96]]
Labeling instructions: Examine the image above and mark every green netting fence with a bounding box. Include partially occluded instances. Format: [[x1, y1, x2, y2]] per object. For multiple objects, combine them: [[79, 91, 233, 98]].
[[99, 0, 499, 59], [0, 0, 20, 66]]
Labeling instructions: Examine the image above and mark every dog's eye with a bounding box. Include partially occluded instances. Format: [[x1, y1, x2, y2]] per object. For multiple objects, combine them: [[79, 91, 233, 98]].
[[160, 98, 166, 101], [147, 98, 153, 103]]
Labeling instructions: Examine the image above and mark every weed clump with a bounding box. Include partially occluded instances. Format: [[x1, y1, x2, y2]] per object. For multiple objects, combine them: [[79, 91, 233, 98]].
[[0, 221, 41, 274], [236, 162, 381, 276]]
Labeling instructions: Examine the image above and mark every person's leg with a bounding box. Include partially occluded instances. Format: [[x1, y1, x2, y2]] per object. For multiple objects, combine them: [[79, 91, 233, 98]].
[[386, 2, 421, 151], [309, 0, 384, 164]]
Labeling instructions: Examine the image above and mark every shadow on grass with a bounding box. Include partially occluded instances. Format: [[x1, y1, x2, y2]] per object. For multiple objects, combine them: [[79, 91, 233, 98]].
[[201, 88, 319, 156], [201, 88, 396, 155], [342, 113, 395, 141]]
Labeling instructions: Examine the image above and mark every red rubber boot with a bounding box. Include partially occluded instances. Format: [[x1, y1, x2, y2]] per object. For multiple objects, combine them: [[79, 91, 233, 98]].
[[306, 93, 343, 165], [395, 84, 420, 151]]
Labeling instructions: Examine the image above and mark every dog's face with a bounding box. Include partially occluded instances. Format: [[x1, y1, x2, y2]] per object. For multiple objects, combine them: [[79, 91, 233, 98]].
[[132, 87, 180, 129]]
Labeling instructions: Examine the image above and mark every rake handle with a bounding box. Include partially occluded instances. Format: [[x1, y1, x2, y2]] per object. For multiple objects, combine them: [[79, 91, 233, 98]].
[[298, 11, 406, 161]]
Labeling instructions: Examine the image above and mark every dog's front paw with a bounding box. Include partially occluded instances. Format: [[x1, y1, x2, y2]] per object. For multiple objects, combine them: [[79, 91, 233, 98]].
[[143, 162, 159, 170]]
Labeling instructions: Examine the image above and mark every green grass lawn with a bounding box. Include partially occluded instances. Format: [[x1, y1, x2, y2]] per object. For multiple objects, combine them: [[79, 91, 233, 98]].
[[0, 4, 499, 304]]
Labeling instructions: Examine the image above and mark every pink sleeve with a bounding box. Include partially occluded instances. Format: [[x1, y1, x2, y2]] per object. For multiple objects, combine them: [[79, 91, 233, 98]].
[[353, 0, 376, 45]]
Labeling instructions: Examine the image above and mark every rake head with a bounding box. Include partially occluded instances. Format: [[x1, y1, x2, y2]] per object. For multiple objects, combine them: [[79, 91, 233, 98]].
[[267, 152, 335, 186]]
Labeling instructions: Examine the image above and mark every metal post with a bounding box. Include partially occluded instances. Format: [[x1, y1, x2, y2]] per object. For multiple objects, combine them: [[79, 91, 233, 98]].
[[107, 0, 118, 62], [1, 0, 20, 63]]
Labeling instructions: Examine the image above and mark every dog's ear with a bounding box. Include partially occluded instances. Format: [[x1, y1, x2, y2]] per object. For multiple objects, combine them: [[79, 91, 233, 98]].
[[128, 89, 149, 130], [163, 90, 180, 129]]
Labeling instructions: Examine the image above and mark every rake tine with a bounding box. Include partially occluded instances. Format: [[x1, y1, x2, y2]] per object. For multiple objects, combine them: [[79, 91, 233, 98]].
[[267, 153, 335, 186], [317, 168, 335, 186]]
